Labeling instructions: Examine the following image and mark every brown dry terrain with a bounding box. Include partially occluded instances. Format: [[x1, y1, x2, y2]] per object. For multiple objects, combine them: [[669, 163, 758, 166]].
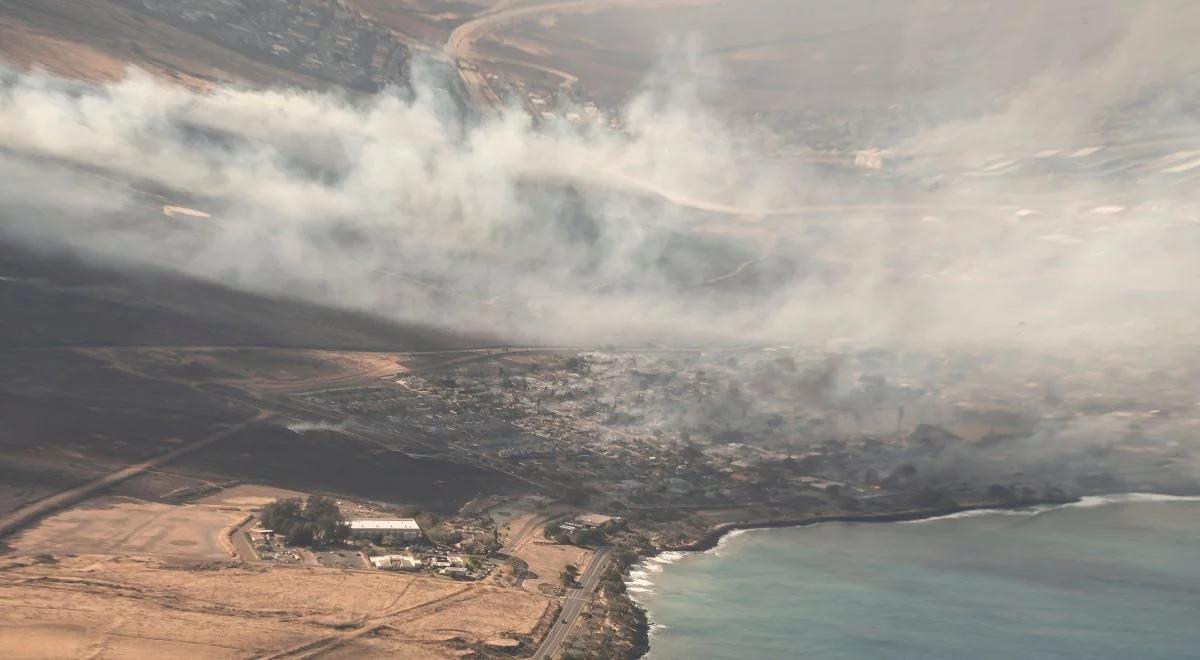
[[9, 496, 245, 560], [0, 553, 551, 659], [0, 482, 554, 658], [463, 0, 1140, 114], [195, 484, 309, 509], [0, 4, 585, 656], [0, 0, 326, 88], [86, 347, 409, 395], [511, 531, 593, 595], [348, 0, 492, 46], [0, 234, 546, 656], [0, 16, 131, 83]]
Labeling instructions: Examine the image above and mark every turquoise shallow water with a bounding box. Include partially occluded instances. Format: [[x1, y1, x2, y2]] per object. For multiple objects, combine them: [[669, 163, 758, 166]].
[[629, 495, 1200, 659]]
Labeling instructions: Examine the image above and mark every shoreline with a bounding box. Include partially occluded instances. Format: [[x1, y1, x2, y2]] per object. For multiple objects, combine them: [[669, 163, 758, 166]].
[[664, 496, 1079, 554], [624, 491, 1200, 658], [625, 496, 1081, 659]]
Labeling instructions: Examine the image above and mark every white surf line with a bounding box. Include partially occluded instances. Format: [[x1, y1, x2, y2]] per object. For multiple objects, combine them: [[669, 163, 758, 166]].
[[902, 492, 1200, 524]]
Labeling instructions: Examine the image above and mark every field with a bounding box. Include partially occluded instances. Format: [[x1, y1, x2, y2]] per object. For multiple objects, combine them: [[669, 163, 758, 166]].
[[87, 347, 410, 395], [0, 479, 554, 658], [0, 553, 552, 658], [499, 519, 596, 596], [513, 536, 593, 596], [467, 0, 1141, 114], [0, 0, 325, 88], [0, 240, 522, 521], [195, 484, 308, 509], [8, 497, 243, 560]]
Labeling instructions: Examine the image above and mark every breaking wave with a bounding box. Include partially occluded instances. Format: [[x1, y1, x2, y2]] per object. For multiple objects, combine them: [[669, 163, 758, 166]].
[[625, 552, 692, 602], [649, 551, 690, 564], [1064, 492, 1200, 508], [902, 492, 1200, 524]]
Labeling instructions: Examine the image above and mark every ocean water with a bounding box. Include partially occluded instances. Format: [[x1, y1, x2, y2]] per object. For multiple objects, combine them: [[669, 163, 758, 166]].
[[629, 494, 1200, 659]]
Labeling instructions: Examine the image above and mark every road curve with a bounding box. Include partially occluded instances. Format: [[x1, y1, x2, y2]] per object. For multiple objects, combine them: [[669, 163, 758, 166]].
[[533, 544, 612, 659], [446, 0, 713, 111]]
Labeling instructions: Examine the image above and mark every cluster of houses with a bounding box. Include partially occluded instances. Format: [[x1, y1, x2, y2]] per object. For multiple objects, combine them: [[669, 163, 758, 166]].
[[119, 0, 410, 90], [348, 519, 473, 578]]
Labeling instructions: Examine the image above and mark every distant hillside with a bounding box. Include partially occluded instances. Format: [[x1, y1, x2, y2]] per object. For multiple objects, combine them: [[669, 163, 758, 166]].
[[113, 0, 410, 91], [0, 0, 429, 93], [0, 238, 491, 351]]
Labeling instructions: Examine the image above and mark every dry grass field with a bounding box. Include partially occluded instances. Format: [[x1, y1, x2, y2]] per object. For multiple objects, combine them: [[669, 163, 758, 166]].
[[194, 484, 308, 509], [0, 552, 552, 658], [511, 525, 594, 596], [88, 347, 408, 395], [8, 497, 244, 560]]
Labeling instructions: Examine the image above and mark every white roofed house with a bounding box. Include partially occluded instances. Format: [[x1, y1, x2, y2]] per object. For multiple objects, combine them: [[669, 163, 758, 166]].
[[348, 519, 422, 541], [369, 554, 423, 571]]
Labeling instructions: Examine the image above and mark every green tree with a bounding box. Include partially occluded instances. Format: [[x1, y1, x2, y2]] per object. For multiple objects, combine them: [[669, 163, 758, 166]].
[[572, 527, 605, 547], [303, 495, 347, 543], [506, 557, 529, 577], [288, 523, 315, 546], [260, 496, 347, 547], [561, 564, 579, 586], [260, 498, 304, 533]]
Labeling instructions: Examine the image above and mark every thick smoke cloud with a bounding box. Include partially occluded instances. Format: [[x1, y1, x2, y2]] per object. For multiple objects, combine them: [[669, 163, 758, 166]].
[[0, 8, 1198, 353], [0, 62, 781, 345]]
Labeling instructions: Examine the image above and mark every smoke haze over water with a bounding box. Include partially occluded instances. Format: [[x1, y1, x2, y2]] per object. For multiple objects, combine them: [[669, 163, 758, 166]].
[[1, 3, 1200, 353]]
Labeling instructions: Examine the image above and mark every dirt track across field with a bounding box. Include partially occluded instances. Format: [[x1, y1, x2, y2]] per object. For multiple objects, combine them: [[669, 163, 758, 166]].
[[0, 412, 266, 541], [0, 553, 551, 658]]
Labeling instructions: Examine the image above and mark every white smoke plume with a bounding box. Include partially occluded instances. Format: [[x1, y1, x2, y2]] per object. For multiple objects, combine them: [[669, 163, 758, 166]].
[[0, 11, 1198, 353]]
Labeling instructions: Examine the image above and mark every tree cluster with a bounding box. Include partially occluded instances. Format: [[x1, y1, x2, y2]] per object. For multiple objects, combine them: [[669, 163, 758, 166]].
[[543, 522, 606, 547], [260, 495, 349, 547], [560, 563, 579, 586]]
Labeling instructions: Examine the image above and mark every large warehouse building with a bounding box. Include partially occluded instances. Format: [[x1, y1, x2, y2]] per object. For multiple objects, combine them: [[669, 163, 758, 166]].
[[347, 519, 422, 541]]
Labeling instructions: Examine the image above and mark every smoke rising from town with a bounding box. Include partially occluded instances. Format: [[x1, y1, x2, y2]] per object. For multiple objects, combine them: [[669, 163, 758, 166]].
[[3, 6, 1200, 658], [0, 8, 1198, 355]]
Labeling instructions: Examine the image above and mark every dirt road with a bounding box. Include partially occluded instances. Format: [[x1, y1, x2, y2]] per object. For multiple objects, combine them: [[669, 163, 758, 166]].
[[0, 411, 268, 540]]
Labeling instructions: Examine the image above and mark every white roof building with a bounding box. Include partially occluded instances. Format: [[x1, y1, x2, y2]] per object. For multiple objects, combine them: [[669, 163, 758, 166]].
[[348, 519, 422, 538], [348, 519, 420, 531], [370, 554, 422, 570]]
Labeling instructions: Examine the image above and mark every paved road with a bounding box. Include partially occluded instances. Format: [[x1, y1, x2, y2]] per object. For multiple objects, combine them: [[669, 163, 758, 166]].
[[504, 514, 550, 555], [533, 545, 612, 659], [229, 514, 261, 561], [445, 0, 707, 112], [0, 412, 267, 540]]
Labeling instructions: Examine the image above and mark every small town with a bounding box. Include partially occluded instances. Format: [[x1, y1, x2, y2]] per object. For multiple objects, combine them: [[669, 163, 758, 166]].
[[1, 0, 1199, 658], [293, 347, 1194, 523], [117, 0, 412, 90]]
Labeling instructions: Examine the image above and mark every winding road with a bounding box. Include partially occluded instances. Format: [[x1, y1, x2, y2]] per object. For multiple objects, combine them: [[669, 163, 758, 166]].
[[445, 0, 713, 111]]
